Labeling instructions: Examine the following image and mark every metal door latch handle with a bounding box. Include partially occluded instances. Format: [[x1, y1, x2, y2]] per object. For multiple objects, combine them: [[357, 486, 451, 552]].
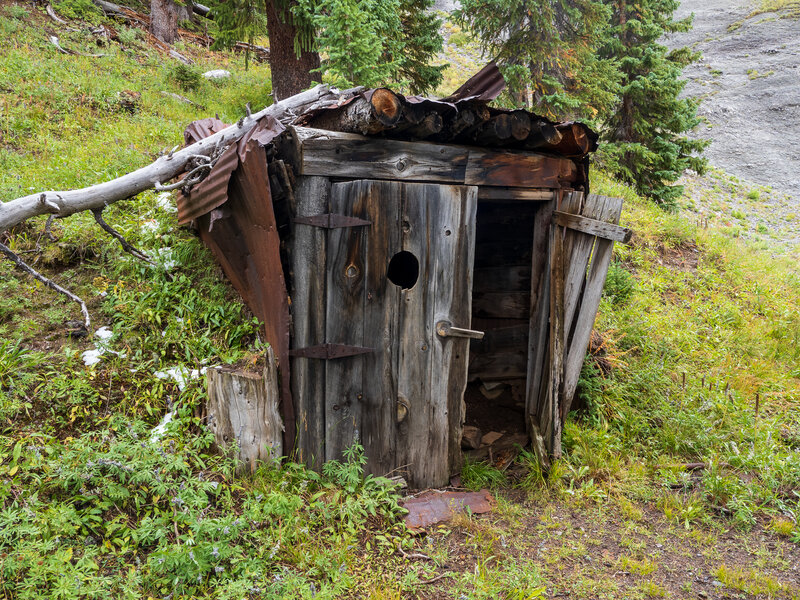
[[436, 320, 484, 340]]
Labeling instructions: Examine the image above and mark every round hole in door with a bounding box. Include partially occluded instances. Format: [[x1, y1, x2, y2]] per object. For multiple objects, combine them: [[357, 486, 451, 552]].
[[387, 251, 419, 290]]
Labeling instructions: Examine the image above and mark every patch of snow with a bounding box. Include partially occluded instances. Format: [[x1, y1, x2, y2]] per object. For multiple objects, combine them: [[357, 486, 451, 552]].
[[81, 327, 118, 366], [141, 219, 160, 232], [203, 69, 231, 79], [154, 366, 207, 391], [153, 247, 179, 270], [150, 410, 176, 442], [82, 348, 105, 366], [156, 192, 176, 213]]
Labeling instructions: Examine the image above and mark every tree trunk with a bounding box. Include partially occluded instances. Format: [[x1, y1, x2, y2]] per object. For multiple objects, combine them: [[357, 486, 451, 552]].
[[150, 0, 191, 44], [264, 0, 321, 100]]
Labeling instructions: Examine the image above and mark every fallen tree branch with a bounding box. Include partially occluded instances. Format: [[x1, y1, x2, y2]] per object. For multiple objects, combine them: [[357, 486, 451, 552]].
[[0, 84, 358, 233], [46, 4, 68, 24], [49, 35, 108, 57], [92, 209, 155, 265], [0, 240, 90, 329]]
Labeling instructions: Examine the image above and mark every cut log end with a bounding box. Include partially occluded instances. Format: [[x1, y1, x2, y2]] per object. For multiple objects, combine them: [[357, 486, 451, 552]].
[[370, 88, 402, 126]]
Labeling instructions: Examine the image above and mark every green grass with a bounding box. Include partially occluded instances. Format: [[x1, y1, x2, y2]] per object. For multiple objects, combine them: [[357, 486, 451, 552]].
[[2, 3, 800, 597]]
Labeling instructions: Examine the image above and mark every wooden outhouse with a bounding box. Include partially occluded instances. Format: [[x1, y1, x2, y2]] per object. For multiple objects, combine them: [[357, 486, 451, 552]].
[[178, 81, 631, 488]]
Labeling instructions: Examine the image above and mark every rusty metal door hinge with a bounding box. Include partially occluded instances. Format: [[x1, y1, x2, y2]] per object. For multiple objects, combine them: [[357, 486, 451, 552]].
[[289, 343, 374, 359], [293, 214, 372, 229]]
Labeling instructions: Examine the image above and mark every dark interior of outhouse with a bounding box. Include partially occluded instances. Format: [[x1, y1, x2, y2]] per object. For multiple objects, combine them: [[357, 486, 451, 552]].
[[464, 200, 541, 458]]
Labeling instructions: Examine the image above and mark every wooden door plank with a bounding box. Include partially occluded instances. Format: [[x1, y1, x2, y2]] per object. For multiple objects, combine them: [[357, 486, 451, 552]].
[[361, 181, 402, 477], [524, 199, 554, 463], [561, 196, 624, 419], [288, 176, 330, 469], [397, 183, 475, 488], [325, 182, 369, 461], [437, 185, 477, 481], [545, 204, 567, 459]]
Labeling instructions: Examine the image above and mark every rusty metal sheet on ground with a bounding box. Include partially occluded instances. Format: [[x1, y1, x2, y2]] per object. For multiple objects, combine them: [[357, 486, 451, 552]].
[[402, 490, 494, 531]]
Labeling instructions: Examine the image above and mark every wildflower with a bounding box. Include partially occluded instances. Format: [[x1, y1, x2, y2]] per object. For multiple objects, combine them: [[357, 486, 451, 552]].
[[211, 546, 219, 558]]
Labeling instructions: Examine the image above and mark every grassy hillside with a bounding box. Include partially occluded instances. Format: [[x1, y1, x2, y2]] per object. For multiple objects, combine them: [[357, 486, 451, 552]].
[[1, 3, 799, 598]]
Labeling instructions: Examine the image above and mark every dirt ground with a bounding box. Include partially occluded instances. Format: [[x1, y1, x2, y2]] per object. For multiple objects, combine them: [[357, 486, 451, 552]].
[[667, 0, 800, 205]]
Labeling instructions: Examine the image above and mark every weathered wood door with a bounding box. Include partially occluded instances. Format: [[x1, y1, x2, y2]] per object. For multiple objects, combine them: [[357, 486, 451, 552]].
[[526, 192, 629, 465], [323, 179, 477, 488]]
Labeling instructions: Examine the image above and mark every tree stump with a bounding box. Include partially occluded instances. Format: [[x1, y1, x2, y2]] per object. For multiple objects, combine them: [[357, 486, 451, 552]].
[[207, 347, 284, 473]]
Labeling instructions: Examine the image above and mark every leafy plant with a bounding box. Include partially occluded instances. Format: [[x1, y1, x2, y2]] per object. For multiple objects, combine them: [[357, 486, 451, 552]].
[[168, 62, 204, 91]]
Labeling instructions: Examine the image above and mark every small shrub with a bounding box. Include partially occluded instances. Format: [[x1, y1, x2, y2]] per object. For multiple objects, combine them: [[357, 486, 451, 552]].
[[117, 26, 144, 46], [746, 189, 760, 201], [6, 5, 29, 19], [168, 63, 203, 91], [603, 262, 635, 306]]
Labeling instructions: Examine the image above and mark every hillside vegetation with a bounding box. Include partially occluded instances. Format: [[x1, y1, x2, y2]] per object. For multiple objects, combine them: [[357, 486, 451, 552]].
[[1, 3, 799, 599]]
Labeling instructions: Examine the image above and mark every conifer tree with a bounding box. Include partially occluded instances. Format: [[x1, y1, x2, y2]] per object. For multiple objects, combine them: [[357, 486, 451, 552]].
[[454, 0, 619, 119], [210, 0, 444, 97], [598, 0, 709, 206]]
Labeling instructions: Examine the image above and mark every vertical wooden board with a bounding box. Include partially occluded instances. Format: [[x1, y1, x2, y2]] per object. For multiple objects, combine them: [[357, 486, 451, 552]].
[[397, 184, 475, 488], [525, 199, 554, 462], [396, 185, 435, 487], [361, 181, 402, 477], [289, 176, 330, 469], [325, 181, 368, 461], [545, 211, 566, 459], [436, 186, 476, 479], [562, 194, 608, 345], [561, 196, 624, 418]]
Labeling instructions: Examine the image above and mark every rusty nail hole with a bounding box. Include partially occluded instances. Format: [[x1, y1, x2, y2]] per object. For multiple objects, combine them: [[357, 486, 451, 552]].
[[333, 404, 340, 411], [445, 229, 452, 236]]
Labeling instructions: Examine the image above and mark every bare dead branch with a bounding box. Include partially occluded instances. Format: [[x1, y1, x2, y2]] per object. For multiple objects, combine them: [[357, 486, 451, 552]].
[[92, 209, 155, 265]]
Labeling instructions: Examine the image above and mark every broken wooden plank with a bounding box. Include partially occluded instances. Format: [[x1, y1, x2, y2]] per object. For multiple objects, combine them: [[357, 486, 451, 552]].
[[561, 196, 624, 420], [554, 210, 632, 243]]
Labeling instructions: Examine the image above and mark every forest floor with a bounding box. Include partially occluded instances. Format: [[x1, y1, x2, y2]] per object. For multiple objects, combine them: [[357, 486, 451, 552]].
[[1, 1, 799, 599]]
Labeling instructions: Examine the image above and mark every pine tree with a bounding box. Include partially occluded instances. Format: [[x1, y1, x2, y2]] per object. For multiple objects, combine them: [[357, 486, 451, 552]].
[[454, 0, 618, 119], [209, 0, 444, 98], [598, 0, 708, 206]]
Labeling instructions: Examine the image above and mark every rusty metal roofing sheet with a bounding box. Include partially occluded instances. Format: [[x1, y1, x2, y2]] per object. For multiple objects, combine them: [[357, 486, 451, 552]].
[[402, 489, 495, 531], [176, 116, 285, 225], [439, 61, 506, 103]]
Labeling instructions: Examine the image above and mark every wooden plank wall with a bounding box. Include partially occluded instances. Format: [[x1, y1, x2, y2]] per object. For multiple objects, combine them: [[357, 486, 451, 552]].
[[288, 176, 330, 469], [469, 201, 540, 383]]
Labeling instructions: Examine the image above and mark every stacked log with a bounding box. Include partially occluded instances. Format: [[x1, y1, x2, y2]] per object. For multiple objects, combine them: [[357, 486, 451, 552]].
[[300, 91, 597, 158]]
